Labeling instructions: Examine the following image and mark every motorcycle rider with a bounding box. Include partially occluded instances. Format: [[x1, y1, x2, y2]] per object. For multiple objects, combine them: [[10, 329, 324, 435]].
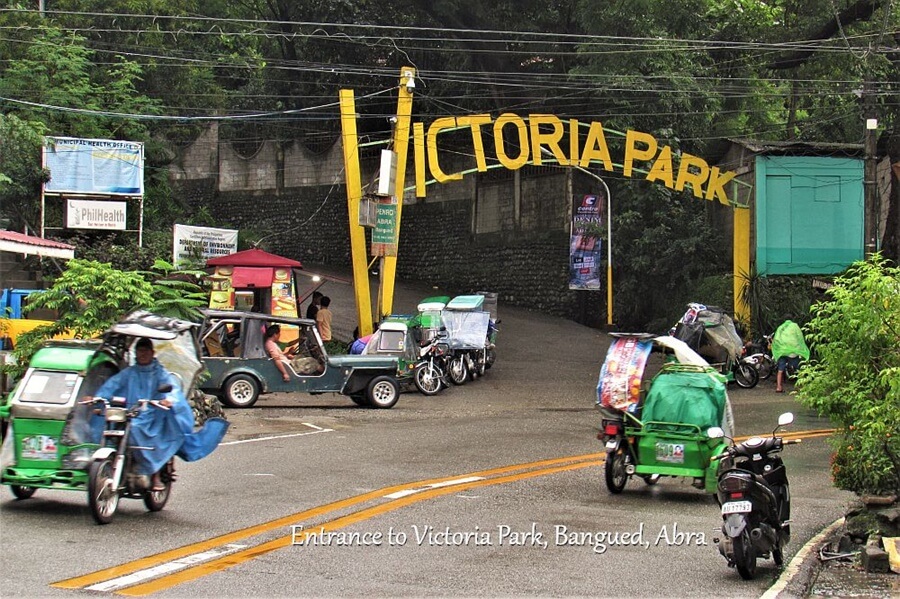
[[91, 337, 217, 491]]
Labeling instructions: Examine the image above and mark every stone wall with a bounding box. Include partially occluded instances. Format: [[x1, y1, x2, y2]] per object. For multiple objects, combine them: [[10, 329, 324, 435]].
[[169, 126, 608, 326]]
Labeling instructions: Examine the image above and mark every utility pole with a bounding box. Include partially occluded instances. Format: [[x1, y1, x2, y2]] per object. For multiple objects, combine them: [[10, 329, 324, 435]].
[[864, 79, 879, 256]]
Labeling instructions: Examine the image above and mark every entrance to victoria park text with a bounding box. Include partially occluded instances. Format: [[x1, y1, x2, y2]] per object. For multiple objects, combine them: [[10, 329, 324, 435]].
[[339, 68, 750, 336]]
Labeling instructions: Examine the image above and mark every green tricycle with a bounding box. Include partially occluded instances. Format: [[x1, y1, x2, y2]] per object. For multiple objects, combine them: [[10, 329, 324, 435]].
[[0, 311, 226, 523], [596, 333, 735, 495]]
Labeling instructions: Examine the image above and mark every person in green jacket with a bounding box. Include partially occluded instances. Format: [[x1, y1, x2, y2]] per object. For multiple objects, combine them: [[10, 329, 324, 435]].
[[771, 320, 810, 393]]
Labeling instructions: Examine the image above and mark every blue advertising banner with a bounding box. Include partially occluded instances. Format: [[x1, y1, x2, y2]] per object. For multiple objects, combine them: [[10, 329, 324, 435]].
[[568, 193, 604, 290], [43, 137, 144, 196]]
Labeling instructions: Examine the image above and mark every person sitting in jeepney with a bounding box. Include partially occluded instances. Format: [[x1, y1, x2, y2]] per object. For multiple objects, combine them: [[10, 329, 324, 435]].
[[91, 337, 208, 491], [265, 324, 323, 379]]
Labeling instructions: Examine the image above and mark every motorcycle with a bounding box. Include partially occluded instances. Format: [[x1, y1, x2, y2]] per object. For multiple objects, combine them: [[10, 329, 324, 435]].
[[413, 332, 452, 396], [84, 388, 175, 524], [710, 412, 801, 579], [742, 335, 775, 381]]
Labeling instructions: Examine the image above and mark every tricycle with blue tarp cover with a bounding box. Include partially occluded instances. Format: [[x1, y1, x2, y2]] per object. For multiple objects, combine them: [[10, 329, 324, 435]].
[[596, 333, 735, 495]]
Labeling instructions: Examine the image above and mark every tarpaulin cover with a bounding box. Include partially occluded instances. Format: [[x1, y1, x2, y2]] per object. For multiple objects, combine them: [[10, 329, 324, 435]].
[[641, 367, 728, 434], [771, 320, 810, 362], [442, 311, 490, 349]]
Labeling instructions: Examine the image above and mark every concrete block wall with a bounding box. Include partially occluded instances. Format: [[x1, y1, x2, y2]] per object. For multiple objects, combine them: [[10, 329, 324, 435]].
[[169, 126, 607, 326]]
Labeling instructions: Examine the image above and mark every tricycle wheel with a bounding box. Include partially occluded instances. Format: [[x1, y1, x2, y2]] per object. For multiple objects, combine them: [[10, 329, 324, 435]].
[[733, 363, 759, 389], [144, 463, 172, 512], [448, 356, 469, 385], [88, 457, 119, 525], [222, 374, 260, 408], [773, 539, 784, 567], [733, 528, 758, 579], [414, 363, 443, 396], [604, 449, 628, 494], [10, 485, 36, 500], [641, 473, 661, 486], [366, 375, 400, 409]]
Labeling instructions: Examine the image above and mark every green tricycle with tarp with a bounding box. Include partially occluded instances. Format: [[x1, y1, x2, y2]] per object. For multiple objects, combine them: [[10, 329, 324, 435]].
[[595, 333, 735, 495], [0, 311, 228, 523]]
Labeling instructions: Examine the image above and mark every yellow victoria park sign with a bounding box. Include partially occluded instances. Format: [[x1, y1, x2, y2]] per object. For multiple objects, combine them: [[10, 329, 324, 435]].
[[416, 114, 739, 205]]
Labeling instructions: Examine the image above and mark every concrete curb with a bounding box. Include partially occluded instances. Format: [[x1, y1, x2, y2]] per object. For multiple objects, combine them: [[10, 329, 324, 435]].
[[761, 517, 845, 599]]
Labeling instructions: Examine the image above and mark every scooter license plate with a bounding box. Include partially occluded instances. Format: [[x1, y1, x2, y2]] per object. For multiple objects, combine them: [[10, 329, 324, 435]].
[[605, 441, 617, 450], [721, 500, 752, 515]]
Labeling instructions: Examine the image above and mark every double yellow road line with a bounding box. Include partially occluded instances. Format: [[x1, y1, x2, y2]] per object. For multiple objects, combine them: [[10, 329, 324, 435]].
[[53, 428, 834, 595], [53, 453, 603, 595]]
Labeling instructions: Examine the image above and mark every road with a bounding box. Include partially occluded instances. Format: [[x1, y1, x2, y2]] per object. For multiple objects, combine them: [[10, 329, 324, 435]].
[[0, 271, 854, 597]]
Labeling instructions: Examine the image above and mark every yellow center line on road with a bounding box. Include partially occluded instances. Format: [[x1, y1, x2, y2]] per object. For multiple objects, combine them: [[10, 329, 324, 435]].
[[118, 458, 604, 596], [51, 452, 603, 591], [52, 428, 836, 595]]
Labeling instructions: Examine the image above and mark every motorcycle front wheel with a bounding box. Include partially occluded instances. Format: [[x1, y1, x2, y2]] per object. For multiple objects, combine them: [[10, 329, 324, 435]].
[[604, 449, 628, 494], [448, 356, 469, 385], [414, 363, 443, 396], [734, 363, 759, 389], [88, 457, 119, 525], [10, 485, 36, 500], [733, 528, 758, 579]]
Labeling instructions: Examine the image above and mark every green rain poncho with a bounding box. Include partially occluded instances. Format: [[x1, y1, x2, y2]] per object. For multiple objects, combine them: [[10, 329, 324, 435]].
[[771, 320, 810, 361]]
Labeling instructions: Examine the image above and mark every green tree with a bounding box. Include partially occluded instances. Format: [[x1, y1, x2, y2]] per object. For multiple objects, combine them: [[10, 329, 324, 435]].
[[797, 254, 900, 495], [0, 114, 47, 231], [5, 259, 207, 379]]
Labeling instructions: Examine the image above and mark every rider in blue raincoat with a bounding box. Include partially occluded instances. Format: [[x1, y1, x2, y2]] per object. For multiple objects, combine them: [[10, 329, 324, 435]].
[[93, 337, 228, 490]]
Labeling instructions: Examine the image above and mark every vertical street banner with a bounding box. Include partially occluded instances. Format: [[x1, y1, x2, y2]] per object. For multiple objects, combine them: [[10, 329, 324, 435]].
[[43, 137, 144, 196], [569, 193, 604, 290], [371, 197, 398, 257], [596, 336, 653, 411]]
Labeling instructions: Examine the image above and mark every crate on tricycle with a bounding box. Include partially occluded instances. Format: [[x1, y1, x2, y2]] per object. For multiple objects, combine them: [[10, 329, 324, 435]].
[[596, 333, 734, 495]]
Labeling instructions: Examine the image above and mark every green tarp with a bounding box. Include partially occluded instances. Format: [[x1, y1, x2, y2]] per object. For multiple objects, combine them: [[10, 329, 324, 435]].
[[771, 320, 810, 362], [641, 367, 727, 433]]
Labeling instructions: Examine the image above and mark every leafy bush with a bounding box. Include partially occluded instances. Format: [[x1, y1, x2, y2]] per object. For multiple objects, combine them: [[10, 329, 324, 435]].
[[797, 254, 900, 495], [4, 259, 207, 380]]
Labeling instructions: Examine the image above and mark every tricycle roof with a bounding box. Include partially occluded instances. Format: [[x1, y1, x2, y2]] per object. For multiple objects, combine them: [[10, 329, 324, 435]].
[[445, 295, 484, 311], [30, 340, 104, 371], [105, 310, 198, 341]]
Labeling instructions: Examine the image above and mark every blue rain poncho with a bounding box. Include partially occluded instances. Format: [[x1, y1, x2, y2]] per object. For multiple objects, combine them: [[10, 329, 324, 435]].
[[95, 359, 228, 475]]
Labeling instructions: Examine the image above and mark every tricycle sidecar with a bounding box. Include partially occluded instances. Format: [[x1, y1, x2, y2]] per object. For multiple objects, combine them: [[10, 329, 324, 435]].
[[596, 334, 734, 495]]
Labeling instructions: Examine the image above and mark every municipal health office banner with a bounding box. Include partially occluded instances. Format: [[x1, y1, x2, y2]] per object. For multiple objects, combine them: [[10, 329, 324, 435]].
[[568, 194, 604, 290], [43, 137, 144, 196], [173, 224, 238, 265]]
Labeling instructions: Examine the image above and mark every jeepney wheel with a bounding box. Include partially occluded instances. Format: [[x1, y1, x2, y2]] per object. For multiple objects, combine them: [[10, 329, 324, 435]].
[[604, 449, 628, 494], [366, 376, 400, 409], [414, 363, 443, 396], [223, 374, 260, 408], [144, 463, 172, 512], [448, 356, 469, 385], [88, 457, 119, 525], [10, 485, 36, 499]]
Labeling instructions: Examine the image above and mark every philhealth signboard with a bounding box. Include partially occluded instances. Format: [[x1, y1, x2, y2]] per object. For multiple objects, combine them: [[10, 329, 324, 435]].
[[65, 199, 126, 230]]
